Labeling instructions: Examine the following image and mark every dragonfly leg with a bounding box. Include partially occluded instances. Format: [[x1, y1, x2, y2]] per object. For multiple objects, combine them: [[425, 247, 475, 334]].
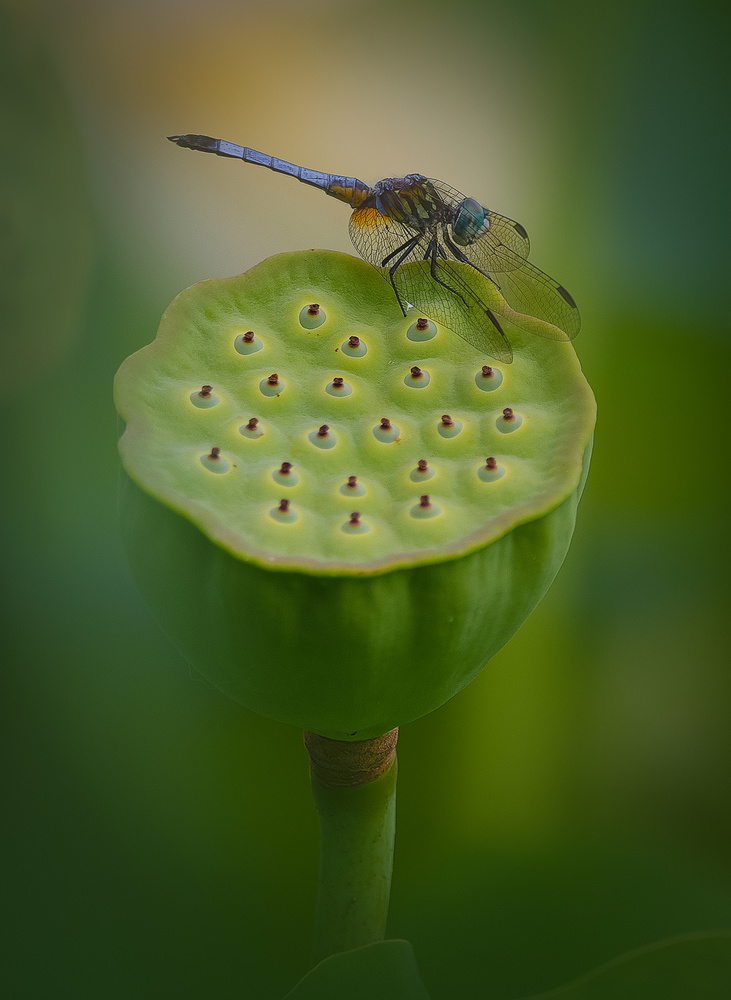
[[442, 231, 501, 290], [427, 239, 468, 306], [440, 232, 506, 336], [429, 238, 507, 339], [385, 236, 424, 315], [381, 234, 421, 268]]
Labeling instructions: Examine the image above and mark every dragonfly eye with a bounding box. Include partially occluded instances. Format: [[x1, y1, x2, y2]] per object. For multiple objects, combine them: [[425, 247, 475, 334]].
[[452, 198, 488, 246]]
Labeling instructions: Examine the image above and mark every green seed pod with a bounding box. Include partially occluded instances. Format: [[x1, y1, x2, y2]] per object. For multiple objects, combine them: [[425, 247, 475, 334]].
[[115, 251, 595, 740]]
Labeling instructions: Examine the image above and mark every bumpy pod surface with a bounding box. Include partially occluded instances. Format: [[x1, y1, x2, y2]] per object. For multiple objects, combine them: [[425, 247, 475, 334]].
[[116, 251, 595, 739]]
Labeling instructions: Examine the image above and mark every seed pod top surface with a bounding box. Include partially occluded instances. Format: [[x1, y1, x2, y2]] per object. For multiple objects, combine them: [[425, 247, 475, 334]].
[[115, 251, 595, 576]]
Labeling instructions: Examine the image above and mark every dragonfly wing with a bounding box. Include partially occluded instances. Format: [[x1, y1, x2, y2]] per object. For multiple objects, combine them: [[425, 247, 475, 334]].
[[350, 208, 514, 361], [427, 180, 531, 271], [390, 258, 514, 363], [486, 257, 581, 340], [349, 207, 420, 267], [461, 210, 532, 272]]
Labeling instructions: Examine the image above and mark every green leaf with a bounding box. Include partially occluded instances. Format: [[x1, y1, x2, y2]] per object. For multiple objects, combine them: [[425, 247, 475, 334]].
[[282, 939, 431, 999], [519, 933, 731, 999]]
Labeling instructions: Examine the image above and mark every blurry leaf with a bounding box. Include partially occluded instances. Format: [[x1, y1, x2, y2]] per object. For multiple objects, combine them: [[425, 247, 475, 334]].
[[283, 939, 431, 999], [519, 933, 731, 999]]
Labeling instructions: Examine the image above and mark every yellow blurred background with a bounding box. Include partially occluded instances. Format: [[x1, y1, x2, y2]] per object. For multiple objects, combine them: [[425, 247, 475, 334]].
[[2, 0, 729, 996]]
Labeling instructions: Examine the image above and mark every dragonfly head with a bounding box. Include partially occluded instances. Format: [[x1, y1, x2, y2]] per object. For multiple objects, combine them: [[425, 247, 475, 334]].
[[452, 197, 490, 246]]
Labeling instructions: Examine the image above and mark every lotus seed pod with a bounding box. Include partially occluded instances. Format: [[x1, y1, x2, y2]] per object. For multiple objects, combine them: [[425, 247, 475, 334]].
[[115, 251, 595, 740]]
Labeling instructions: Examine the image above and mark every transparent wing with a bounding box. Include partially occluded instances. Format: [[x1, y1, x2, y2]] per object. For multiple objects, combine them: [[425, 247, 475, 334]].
[[428, 178, 531, 271], [425, 181, 581, 340], [485, 256, 581, 340], [349, 204, 579, 356], [392, 258, 514, 363], [348, 206, 422, 267], [472, 209, 531, 270], [349, 206, 513, 362]]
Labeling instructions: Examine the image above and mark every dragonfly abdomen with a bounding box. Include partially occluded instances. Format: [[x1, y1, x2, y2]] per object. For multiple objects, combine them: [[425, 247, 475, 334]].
[[167, 134, 371, 209], [319, 176, 371, 209]]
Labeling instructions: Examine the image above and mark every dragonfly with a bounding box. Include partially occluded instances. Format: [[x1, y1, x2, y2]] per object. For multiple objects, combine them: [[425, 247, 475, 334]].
[[168, 133, 580, 363]]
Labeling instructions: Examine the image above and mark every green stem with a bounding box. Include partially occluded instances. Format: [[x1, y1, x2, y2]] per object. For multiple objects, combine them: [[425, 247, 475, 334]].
[[304, 728, 399, 967]]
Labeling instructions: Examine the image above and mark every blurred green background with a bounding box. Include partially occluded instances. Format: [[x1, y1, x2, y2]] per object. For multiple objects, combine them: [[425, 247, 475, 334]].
[[2, 0, 729, 996]]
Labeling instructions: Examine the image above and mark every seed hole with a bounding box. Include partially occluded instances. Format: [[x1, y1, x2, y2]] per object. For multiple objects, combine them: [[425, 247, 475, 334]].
[[260, 373, 285, 397], [190, 384, 219, 408], [340, 475, 365, 497], [326, 376, 353, 397], [478, 456, 505, 482], [437, 414, 463, 438], [410, 458, 435, 482], [406, 317, 437, 342], [200, 446, 229, 473], [342, 511, 370, 534], [404, 365, 430, 388], [308, 424, 337, 449], [234, 331, 263, 355], [299, 303, 326, 329], [240, 417, 263, 439], [373, 417, 399, 442], [270, 498, 298, 522], [273, 461, 298, 486], [475, 365, 503, 391], [410, 494, 441, 518], [341, 335, 367, 357], [496, 407, 523, 433]]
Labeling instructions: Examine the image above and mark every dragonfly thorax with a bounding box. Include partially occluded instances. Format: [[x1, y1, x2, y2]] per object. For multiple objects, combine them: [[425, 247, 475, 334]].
[[370, 175, 446, 231], [452, 198, 490, 246]]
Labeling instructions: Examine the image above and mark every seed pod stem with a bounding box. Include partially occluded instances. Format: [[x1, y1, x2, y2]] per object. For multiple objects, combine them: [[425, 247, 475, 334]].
[[304, 728, 399, 965]]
